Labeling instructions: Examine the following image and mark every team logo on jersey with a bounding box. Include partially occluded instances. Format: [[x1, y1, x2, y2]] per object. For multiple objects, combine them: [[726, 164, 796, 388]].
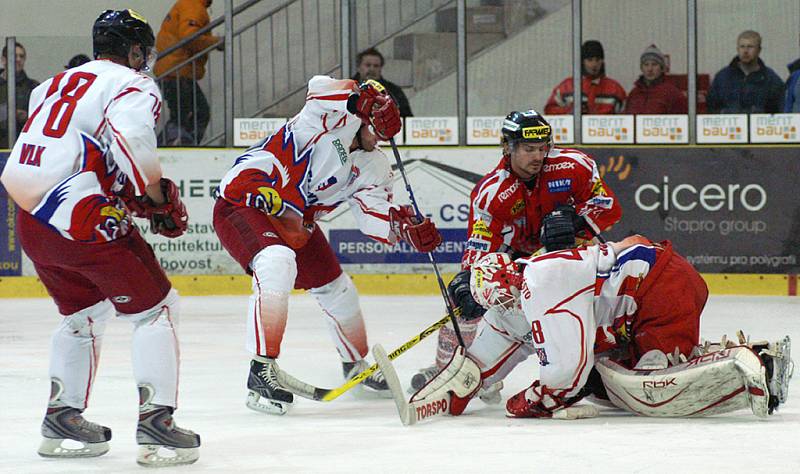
[[542, 161, 576, 172], [591, 179, 608, 196], [534, 347, 550, 366], [498, 181, 520, 202], [470, 219, 493, 238], [546, 178, 572, 193], [522, 125, 551, 139], [254, 187, 283, 215], [68, 197, 130, 243], [466, 238, 489, 252], [316, 176, 338, 192], [510, 199, 525, 216]]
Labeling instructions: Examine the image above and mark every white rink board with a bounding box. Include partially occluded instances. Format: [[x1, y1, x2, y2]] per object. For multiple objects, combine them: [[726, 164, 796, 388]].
[[1, 295, 798, 473]]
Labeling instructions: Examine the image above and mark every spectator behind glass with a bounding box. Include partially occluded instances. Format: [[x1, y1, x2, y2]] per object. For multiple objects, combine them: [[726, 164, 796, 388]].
[[623, 44, 687, 114], [785, 34, 800, 113], [351, 47, 413, 117], [544, 40, 626, 115], [65, 54, 91, 69], [154, 0, 222, 144], [0, 42, 39, 148], [707, 30, 784, 114]]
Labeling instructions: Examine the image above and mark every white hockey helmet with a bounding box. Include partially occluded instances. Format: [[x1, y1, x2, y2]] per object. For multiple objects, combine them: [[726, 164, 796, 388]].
[[470, 253, 522, 311]]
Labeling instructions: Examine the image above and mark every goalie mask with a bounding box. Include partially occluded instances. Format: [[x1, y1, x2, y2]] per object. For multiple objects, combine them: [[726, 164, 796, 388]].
[[470, 253, 522, 311]]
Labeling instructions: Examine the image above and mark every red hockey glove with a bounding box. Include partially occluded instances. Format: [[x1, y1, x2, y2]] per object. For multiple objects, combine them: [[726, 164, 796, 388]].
[[142, 178, 188, 238], [351, 80, 401, 140], [389, 205, 442, 253], [117, 180, 148, 218]]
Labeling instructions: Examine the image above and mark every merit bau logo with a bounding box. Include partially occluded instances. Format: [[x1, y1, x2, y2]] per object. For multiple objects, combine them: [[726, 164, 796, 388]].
[[697, 114, 747, 143], [406, 117, 457, 145], [635, 115, 688, 143], [582, 115, 633, 144], [750, 114, 800, 143]]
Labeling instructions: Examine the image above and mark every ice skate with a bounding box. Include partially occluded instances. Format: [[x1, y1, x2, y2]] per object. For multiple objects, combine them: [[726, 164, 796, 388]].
[[343, 359, 391, 397], [246, 356, 295, 415], [38, 379, 111, 458], [409, 364, 440, 394], [752, 335, 794, 414], [136, 384, 200, 467]]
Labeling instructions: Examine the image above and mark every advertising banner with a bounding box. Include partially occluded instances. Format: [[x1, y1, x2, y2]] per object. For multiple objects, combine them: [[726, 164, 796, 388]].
[[587, 147, 800, 273], [467, 116, 504, 145], [404, 117, 459, 145], [543, 115, 575, 144], [696, 114, 748, 143], [635, 115, 689, 144], [749, 114, 800, 143], [0, 152, 22, 276], [233, 118, 288, 147], [582, 115, 634, 144]]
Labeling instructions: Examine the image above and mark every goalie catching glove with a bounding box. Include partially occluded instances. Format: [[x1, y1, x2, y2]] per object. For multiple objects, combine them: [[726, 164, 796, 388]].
[[347, 80, 401, 140], [120, 178, 188, 238], [447, 269, 486, 321], [389, 205, 442, 253]]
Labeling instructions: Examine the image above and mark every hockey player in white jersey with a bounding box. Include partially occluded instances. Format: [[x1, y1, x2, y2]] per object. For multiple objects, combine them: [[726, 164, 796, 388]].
[[391, 236, 792, 423], [213, 75, 442, 414], [0, 10, 199, 466]]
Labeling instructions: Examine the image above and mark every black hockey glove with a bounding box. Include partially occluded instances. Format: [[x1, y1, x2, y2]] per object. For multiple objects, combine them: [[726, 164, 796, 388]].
[[447, 269, 486, 321], [540, 205, 586, 252]]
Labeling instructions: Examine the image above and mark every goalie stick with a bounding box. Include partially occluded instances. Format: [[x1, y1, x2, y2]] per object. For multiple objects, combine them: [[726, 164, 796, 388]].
[[275, 311, 457, 402]]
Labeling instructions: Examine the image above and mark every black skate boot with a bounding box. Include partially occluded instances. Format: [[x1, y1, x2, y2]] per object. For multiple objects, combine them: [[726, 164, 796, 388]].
[[246, 356, 295, 415], [38, 378, 111, 458], [409, 364, 439, 393], [343, 359, 391, 397], [136, 384, 200, 467], [752, 335, 794, 414]]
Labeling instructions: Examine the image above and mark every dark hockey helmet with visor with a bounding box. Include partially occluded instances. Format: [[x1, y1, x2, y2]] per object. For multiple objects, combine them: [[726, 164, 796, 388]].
[[501, 109, 553, 147], [93, 9, 156, 71]]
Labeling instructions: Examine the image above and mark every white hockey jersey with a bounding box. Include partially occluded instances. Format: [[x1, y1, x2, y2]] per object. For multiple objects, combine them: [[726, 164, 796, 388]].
[[217, 75, 399, 243], [0, 59, 162, 243], [516, 242, 660, 399]]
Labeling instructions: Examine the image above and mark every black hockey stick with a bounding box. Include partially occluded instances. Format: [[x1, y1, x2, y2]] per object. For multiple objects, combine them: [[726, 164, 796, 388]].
[[387, 137, 465, 347]]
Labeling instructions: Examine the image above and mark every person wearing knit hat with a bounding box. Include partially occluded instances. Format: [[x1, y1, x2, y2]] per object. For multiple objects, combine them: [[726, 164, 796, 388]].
[[545, 39, 626, 115], [623, 44, 687, 114]]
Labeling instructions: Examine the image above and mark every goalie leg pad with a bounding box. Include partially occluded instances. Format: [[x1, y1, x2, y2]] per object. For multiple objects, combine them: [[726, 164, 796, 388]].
[[596, 346, 768, 417]]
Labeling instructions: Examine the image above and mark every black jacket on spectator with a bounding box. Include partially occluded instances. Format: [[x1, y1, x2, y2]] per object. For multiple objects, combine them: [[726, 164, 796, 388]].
[[0, 70, 40, 148], [707, 57, 784, 114], [351, 73, 413, 117]]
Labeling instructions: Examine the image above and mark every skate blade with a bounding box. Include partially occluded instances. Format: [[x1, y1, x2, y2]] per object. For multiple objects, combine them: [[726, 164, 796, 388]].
[[38, 437, 109, 458], [246, 391, 293, 415], [137, 444, 199, 467]]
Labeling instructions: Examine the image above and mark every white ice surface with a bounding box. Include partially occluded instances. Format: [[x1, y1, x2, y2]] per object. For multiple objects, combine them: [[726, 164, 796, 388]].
[[1, 295, 799, 473]]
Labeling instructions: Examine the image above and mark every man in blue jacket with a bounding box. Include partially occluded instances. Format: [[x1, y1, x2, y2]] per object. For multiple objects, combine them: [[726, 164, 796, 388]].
[[707, 30, 784, 114], [785, 35, 800, 113]]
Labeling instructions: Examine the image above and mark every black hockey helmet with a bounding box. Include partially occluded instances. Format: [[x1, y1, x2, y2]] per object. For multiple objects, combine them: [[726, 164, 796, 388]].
[[92, 9, 155, 64], [501, 109, 552, 145]]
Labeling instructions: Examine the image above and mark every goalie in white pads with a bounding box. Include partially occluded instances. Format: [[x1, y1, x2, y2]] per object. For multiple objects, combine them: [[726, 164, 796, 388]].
[[387, 235, 792, 423]]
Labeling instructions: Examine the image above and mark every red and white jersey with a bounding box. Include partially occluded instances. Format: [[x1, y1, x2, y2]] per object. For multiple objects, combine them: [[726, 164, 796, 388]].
[[462, 148, 621, 268], [516, 241, 661, 399], [0, 59, 162, 243], [217, 75, 399, 243]]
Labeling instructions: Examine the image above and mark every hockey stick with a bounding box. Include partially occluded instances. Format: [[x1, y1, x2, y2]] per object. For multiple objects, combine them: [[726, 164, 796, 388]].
[[275, 310, 458, 402], [388, 138, 465, 347]]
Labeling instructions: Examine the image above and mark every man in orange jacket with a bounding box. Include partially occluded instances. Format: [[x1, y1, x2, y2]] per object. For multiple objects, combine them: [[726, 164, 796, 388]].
[[154, 0, 221, 144], [544, 40, 626, 115]]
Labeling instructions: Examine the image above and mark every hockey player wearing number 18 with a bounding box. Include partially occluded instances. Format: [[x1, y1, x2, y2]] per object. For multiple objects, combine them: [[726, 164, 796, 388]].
[[398, 236, 793, 423], [411, 109, 622, 395], [213, 76, 442, 415], [0, 10, 199, 466]]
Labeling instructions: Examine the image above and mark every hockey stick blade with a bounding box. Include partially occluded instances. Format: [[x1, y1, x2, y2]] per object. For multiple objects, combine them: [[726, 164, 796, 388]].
[[276, 312, 456, 402], [373, 344, 415, 426]]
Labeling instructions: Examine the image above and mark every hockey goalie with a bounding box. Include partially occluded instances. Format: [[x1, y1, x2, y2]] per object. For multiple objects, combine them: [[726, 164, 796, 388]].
[[378, 235, 793, 424]]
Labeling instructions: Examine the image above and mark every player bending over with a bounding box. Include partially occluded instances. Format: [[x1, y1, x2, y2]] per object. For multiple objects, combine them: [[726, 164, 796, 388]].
[[213, 76, 442, 414], [390, 236, 792, 422], [0, 10, 198, 466]]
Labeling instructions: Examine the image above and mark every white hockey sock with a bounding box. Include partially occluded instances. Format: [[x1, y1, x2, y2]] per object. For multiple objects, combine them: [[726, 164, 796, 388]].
[[126, 289, 181, 408], [310, 273, 368, 362], [48, 299, 114, 409], [248, 245, 297, 358]]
